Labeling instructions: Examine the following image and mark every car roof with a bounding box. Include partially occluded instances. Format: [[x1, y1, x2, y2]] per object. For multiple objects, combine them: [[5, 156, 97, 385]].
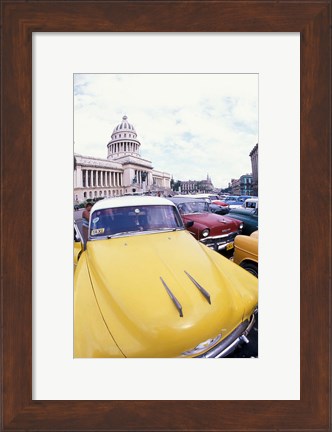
[[188, 193, 217, 198], [168, 197, 206, 204], [244, 198, 258, 202], [92, 195, 177, 211]]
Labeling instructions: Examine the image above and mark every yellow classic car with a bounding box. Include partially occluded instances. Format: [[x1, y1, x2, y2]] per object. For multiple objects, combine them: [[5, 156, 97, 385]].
[[233, 231, 259, 277], [74, 196, 258, 358]]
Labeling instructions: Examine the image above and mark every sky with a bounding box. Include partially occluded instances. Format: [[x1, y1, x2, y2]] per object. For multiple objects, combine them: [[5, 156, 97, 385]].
[[74, 74, 258, 189]]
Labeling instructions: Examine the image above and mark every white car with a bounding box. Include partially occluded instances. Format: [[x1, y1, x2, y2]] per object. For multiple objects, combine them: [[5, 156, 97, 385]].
[[242, 198, 258, 211]]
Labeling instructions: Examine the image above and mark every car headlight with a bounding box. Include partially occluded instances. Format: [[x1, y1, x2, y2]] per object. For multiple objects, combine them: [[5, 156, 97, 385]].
[[181, 333, 222, 357], [202, 228, 210, 237]]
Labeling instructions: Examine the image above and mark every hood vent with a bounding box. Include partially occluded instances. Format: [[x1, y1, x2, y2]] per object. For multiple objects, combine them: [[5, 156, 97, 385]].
[[185, 271, 211, 304], [160, 277, 183, 317]]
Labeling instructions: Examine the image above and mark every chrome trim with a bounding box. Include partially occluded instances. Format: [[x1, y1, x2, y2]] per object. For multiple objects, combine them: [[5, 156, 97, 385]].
[[160, 277, 183, 317], [184, 271, 211, 304], [201, 233, 231, 240], [217, 242, 234, 251], [196, 313, 256, 358], [200, 231, 240, 242]]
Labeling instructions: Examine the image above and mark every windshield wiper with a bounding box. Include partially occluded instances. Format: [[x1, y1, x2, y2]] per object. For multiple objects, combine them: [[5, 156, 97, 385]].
[[107, 231, 138, 238], [107, 228, 181, 238], [146, 227, 178, 231]]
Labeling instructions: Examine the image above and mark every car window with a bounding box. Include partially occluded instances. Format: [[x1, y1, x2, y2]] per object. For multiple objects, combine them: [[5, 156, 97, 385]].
[[178, 201, 209, 214], [89, 205, 183, 238], [245, 201, 257, 209]]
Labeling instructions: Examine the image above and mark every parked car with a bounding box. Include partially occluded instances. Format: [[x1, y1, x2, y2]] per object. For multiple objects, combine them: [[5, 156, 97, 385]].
[[74, 196, 258, 358], [227, 207, 258, 236], [168, 197, 243, 252], [242, 198, 258, 211], [180, 194, 230, 215], [187, 193, 221, 201], [233, 231, 258, 277], [209, 202, 230, 215], [224, 195, 255, 209]]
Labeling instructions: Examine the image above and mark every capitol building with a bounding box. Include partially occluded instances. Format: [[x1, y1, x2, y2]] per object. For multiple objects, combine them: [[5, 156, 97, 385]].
[[74, 116, 171, 203]]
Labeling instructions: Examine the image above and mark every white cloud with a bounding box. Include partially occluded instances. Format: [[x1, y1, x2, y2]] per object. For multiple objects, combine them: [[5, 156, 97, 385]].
[[74, 73, 258, 188]]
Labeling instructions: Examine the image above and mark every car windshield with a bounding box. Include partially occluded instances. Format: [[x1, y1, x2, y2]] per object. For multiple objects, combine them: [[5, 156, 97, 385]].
[[177, 201, 210, 214], [89, 204, 183, 239]]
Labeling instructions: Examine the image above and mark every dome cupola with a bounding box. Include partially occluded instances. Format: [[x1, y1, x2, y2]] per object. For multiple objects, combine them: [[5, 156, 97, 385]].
[[107, 115, 141, 160], [111, 115, 137, 139]]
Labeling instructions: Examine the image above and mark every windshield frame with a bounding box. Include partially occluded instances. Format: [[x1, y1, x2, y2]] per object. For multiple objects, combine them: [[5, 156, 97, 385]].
[[88, 204, 184, 240]]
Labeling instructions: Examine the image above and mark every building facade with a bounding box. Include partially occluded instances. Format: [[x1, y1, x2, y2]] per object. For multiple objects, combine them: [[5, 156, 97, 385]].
[[177, 175, 214, 194], [249, 143, 258, 196], [239, 174, 253, 195], [230, 178, 241, 195], [74, 116, 171, 203], [230, 174, 253, 195]]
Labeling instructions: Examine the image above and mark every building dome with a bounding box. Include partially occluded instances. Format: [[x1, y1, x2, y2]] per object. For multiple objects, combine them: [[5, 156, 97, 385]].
[[111, 115, 137, 139], [107, 115, 141, 160]]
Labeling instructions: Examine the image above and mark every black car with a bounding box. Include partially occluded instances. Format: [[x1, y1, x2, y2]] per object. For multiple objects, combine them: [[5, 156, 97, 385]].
[[209, 202, 230, 215]]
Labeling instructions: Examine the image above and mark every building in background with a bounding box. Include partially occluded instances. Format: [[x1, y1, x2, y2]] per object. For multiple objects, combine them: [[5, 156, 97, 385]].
[[74, 116, 171, 203], [227, 143, 258, 196], [174, 174, 214, 194], [249, 143, 258, 196], [239, 174, 253, 195], [230, 178, 241, 195], [230, 174, 253, 195]]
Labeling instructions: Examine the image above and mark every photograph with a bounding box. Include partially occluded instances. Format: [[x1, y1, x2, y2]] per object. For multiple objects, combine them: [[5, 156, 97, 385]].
[[73, 73, 259, 358]]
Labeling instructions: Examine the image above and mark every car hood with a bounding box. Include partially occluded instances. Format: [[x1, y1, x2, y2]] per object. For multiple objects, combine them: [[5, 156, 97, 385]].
[[86, 230, 257, 357], [184, 212, 241, 231]]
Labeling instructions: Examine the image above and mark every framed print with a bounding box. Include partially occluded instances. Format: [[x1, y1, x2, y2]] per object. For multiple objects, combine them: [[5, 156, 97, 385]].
[[33, 34, 299, 401], [1, 1, 330, 431]]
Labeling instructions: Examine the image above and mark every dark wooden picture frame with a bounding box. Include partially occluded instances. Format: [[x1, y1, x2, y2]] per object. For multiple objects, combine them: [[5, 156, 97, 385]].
[[1, 1, 330, 431]]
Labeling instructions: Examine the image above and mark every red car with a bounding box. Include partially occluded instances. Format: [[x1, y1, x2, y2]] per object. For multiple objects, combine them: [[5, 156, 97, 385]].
[[168, 197, 243, 253]]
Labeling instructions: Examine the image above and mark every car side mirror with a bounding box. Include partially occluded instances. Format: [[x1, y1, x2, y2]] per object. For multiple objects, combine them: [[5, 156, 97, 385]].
[[74, 224, 84, 248], [185, 221, 194, 228]]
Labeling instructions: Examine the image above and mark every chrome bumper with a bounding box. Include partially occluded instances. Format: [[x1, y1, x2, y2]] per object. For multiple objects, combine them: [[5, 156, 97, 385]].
[[196, 312, 257, 358], [201, 232, 239, 251]]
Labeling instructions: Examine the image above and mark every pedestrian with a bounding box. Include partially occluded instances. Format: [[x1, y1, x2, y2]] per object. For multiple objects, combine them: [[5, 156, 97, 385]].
[[82, 202, 93, 246]]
